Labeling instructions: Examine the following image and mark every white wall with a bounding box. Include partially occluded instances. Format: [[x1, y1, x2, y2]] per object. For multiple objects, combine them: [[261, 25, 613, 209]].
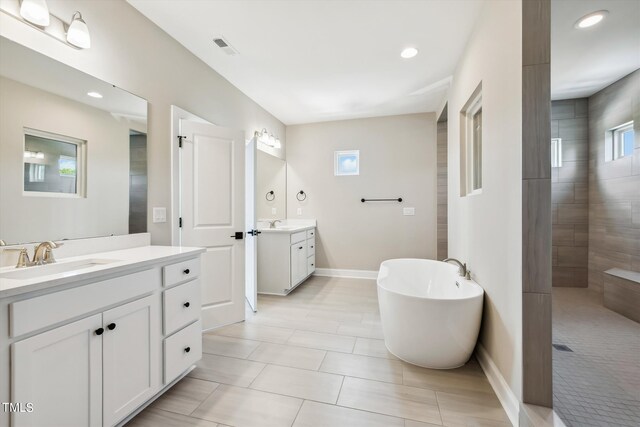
[[0, 77, 130, 244], [286, 113, 437, 271], [0, 0, 286, 245], [447, 1, 523, 399]]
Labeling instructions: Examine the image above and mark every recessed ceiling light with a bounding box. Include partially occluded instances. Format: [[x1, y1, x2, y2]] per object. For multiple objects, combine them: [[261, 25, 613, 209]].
[[575, 10, 608, 29], [87, 91, 103, 98], [401, 47, 418, 59]]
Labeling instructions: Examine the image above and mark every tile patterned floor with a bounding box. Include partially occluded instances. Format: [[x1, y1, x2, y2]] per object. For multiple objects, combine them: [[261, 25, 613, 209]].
[[552, 288, 640, 427], [126, 276, 510, 427]]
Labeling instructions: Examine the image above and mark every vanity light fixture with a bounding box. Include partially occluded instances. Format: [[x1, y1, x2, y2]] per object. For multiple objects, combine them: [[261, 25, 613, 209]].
[[575, 10, 608, 29], [66, 11, 91, 49], [87, 91, 103, 98], [256, 128, 281, 149], [400, 47, 418, 59], [24, 150, 44, 159], [19, 0, 50, 27]]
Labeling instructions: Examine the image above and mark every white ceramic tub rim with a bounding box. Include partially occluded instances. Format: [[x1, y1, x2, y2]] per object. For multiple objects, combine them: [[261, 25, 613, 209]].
[[377, 258, 484, 301]]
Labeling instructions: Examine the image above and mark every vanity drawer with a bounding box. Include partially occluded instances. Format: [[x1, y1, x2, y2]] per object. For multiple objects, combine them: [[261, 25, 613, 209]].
[[163, 279, 201, 336], [306, 229, 315, 239], [164, 320, 202, 384], [308, 255, 316, 275], [291, 231, 307, 244], [163, 257, 200, 288], [307, 236, 316, 256], [10, 269, 157, 338]]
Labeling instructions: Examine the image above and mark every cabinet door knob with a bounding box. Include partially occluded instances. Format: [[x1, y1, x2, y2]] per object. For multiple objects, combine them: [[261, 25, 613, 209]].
[[184, 346, 191, 353], [183, 268, 190, 275], [107, 323, 116, 331], [95, 328, 104, 336], [184, 302, 190, 308], [311, 246, 314, 248], [299, 246, 303, 250]]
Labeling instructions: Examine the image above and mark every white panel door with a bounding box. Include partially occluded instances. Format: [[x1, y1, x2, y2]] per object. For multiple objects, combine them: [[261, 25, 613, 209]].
[[245, 137, 258, 312], [11, 314, 103, 427], [102, 295, 160, 427], [180, 119, 245, 329]]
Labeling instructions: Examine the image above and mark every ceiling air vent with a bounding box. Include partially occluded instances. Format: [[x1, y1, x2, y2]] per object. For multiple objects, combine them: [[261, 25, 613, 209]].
[[213, 36, 238, 56]]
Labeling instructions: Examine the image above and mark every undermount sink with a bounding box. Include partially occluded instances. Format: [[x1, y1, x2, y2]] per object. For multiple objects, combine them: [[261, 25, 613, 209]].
[[0, 259, 120, 280]]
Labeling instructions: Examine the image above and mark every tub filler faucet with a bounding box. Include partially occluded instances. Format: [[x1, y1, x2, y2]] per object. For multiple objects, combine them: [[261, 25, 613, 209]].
[[443, 258, 470, 279]]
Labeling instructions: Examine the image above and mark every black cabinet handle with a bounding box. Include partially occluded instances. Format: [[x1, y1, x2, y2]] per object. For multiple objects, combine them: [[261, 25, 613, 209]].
[[107, 323, 116, 331], [183, 268, 190, 275], [311, 246, 314, 248], [184, 346, 191, 353], [184, 302, 190, 308], [95, 328, 104, 336], [311, 264, 314, 266], [299, 246, 303, 250]]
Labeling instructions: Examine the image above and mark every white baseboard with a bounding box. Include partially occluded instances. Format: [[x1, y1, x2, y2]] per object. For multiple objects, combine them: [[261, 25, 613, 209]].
[[313, 268, 378, 280], [476, 343, 520, 427]]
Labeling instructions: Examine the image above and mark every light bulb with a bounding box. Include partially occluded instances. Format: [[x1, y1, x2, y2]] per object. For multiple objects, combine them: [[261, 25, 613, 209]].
[[20, 0, 50, 27], [67, 11, 91, 49]]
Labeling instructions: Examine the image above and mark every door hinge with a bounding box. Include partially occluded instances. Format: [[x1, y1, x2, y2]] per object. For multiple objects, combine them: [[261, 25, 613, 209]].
[[178, 217, 183, 228], [178, 135, 186, 148]]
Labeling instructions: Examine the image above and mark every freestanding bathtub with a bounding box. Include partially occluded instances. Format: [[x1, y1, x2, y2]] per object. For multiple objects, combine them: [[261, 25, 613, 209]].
[[377, 259, 484, 369]]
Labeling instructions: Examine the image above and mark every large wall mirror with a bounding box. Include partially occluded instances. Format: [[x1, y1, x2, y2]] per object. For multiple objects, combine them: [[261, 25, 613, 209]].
[[257, 149, 286, 220], [0, 37, 148, 245]]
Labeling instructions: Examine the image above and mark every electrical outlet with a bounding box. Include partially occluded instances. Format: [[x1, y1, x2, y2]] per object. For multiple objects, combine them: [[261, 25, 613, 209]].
[[152, 207, 167, 223], [403, 207, 415, 216], [297, 208, 302, 216], [271, 207, 277, 215]]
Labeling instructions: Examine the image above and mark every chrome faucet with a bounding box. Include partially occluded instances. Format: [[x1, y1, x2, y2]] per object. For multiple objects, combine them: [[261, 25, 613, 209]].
[[269, 220, 282, 229], [33, 241, 61, 265], [443, 258, 469, 278]]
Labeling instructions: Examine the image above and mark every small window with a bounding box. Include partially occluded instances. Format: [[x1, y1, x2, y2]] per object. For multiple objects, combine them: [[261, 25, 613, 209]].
[[551, 138, 562, 168], [23, 128, 86, 197], [610, 122, 634, 160], [334, 150, 359, 176], [460, 82, 482, 196]]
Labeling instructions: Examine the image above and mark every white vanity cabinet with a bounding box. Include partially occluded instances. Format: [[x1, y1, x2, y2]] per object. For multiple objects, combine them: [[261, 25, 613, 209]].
[[12, 314, 104, 427], [258, 226, 316, 295], [0, 246, 204, 427]]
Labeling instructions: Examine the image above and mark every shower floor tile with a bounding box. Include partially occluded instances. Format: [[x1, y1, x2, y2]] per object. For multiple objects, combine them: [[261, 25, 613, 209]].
[[553, 288, 640, 427]]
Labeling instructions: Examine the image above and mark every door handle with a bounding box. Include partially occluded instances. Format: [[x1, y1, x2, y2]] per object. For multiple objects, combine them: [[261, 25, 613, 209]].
[[230, 232, 244, 240]]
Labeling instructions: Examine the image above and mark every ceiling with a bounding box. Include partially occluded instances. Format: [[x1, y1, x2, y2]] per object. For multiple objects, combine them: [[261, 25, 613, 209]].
[[127, 0, 484, 125], [551, 0, 640, 100], [127, 1, 640, 124]]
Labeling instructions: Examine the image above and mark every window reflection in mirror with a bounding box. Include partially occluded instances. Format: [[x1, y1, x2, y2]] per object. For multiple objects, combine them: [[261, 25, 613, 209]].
[[23, 129, 86, 196]]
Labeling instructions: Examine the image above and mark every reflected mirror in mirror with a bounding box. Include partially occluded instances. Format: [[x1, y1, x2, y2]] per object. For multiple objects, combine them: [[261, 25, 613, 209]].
[[257, 150, 286, 220], [0, 36, 148, 245]]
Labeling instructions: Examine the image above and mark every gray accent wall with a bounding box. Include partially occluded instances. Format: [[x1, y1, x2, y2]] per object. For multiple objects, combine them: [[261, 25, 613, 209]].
[[551, 98, 589, 287], [588, 70, 640, 292]]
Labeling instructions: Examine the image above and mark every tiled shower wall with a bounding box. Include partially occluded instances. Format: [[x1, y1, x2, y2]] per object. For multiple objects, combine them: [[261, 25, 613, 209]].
[[588, 70, 640, 292], [551, 99, 589, 287], [129, 133, 148, 234], [437, 118, 448, 260]]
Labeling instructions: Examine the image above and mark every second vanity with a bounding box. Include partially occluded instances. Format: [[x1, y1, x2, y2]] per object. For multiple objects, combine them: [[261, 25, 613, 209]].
[[257, 220, 316, 295], [0, 243, 205, 427]]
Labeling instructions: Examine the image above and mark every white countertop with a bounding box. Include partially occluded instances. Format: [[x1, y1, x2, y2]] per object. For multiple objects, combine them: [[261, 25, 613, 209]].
[[257, 219, 316, 234], [0, 245, 204, 299]]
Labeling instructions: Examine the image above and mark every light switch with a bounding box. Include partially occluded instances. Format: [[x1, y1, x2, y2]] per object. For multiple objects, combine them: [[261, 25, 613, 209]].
[[297, 208, 302, 216], [403, 207, 415, 216], [153, 207, 167, 223], [272, 207, 277, 215]]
